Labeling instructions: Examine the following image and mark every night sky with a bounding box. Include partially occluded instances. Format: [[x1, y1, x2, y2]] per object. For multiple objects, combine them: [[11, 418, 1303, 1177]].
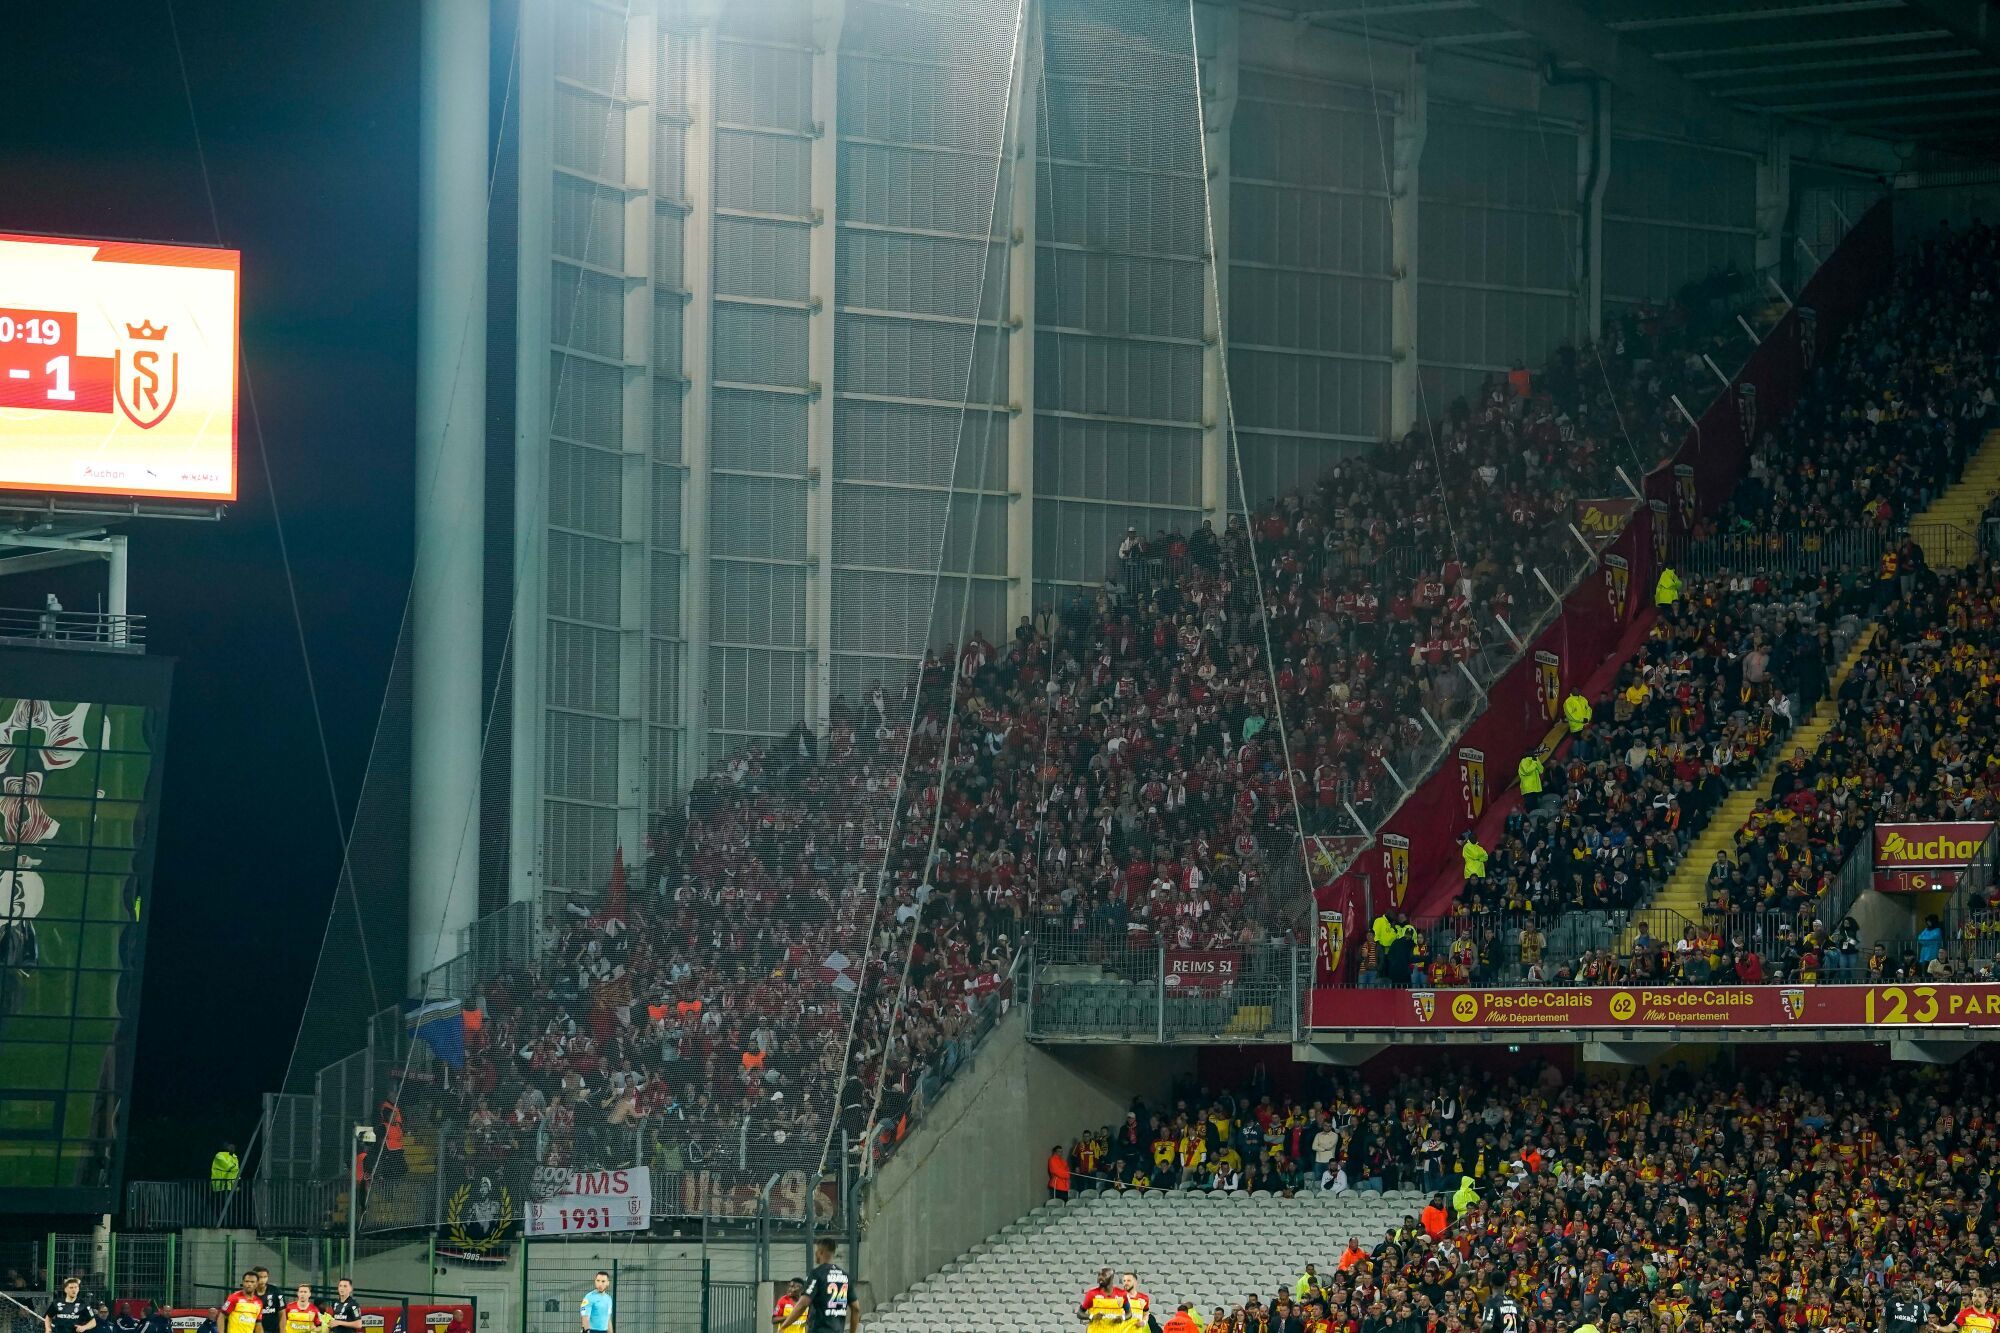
[[7, 1, 419, 1180]]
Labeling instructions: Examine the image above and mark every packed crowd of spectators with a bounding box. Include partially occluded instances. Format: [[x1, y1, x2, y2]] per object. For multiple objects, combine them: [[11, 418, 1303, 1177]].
[[394, 278, 1752, 1187], [396, 222, 1999, 1198], [1710, 558, 2000, 963], [1707, 221, 1998, 548], [1056, 1053, 2000, 1333]]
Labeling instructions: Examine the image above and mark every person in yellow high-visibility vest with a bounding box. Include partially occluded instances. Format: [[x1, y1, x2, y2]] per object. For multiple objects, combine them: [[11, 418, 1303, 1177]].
[[1517, 750, 1545, 812], [1563, 690, 1592, 736], [1461, 833, 1489, 882], [1654, 565, 1681, 614], [211, 1142, 241, 1193]]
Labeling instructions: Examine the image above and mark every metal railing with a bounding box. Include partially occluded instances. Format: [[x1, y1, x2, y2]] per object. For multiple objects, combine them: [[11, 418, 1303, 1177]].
[[1666, 520, 1984, 582], [0, 606, 145, 649], [1027, 925, 1301, 1043], [124, 1179, 341, 1233]]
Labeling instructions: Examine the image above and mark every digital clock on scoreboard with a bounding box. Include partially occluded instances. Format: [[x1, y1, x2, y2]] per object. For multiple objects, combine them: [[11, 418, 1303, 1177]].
[[0, 233, 239, 502]]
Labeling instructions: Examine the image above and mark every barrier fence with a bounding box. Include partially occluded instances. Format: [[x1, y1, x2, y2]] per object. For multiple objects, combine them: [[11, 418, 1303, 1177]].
[[1665, 519, 1990, 582], [1027, 925, 1301, 1043]]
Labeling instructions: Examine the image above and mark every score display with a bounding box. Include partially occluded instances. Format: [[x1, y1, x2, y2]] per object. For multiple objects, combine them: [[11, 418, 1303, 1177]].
[[0, 234, 239, 502]]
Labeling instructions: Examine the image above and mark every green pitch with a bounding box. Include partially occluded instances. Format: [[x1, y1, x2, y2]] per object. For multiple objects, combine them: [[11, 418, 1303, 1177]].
[[0, 697, 158, 1189]]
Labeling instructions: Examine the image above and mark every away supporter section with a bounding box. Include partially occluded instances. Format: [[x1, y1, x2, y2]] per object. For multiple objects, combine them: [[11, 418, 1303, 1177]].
[[376, 202, 1815, 1200]]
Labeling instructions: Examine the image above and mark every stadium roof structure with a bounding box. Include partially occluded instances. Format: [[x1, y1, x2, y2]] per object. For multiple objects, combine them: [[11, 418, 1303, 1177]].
[[1262, 0, 2000, 164]]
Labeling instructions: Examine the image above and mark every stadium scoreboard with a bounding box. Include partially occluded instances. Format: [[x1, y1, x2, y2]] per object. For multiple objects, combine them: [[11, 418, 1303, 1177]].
[[0, 232, 239, 502]]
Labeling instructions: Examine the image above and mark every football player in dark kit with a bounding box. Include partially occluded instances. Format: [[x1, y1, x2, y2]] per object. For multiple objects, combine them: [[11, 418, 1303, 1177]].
[[800, 1238, 856, 1333], [1482, 1289, 1522, 1333], [44, 1278, 97, 1333]]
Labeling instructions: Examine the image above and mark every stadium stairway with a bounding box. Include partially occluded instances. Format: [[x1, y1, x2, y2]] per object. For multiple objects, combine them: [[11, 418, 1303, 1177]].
[[865, 1188, 1431, 1332], [1912, 424, 2000, 569], [1624, 623, 1878, 940], [1618, 425, 2000, 943]]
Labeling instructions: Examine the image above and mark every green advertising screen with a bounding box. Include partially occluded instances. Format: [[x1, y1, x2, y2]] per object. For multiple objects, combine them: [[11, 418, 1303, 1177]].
[[0, 647, 171, 1212]]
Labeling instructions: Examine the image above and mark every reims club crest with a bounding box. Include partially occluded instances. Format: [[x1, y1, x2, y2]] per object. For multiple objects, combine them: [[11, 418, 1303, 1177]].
[[113, 319, 179, 430]]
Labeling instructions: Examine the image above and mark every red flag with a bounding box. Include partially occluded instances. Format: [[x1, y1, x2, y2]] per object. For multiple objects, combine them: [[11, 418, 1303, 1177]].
[[608, 846, 629, 917]]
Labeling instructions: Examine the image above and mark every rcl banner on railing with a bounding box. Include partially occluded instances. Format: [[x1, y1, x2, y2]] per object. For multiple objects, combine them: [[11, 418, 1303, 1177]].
[[1308, 200, 1897, 990], [1310, 983, 2000, 1032], [1873, 822, 1994, 893], [1164, 949, 1241, 993], [525, 1165, 652, 1236]]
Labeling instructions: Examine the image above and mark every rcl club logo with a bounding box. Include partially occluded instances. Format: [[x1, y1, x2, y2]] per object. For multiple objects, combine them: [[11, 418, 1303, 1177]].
[[1780, 988, 1807, 1021], [1411, 991, 1436, 1023]]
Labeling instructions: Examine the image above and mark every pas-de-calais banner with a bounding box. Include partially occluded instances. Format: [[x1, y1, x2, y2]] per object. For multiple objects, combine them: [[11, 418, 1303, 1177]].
[[1164, 949, 1242, 994], [1873, 822, 1994, 893], [1309, 982, 2000, 1031], [525, 1165, 653, 1237]]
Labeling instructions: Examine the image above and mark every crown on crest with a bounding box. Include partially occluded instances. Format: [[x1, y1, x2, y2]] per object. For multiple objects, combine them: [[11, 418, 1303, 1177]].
[[125, 320, 168, 341]]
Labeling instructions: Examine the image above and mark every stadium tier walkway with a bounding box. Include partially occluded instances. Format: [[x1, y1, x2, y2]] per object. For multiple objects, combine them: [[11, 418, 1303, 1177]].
[[1629, 623, 1877, 936], [865, 1188, 1429, 1332], [1917, 425, 2000, 567]]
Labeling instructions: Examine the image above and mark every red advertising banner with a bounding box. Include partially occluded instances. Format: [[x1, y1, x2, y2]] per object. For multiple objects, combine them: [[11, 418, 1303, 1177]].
[[1309, 982, 2000, 1032], [1873, 821, 1993, 893], [1164, 949, 1241, 993], [1574, 498, 1636, 544]]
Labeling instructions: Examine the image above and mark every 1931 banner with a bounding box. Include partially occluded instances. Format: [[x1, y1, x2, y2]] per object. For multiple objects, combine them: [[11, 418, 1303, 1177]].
[[1310, 983, 2000, 1031]]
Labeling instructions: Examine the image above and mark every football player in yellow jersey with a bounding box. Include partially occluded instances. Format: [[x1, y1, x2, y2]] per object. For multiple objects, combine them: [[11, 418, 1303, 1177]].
[[280, 1286, 324, 1333], [220, 1274, 264, 1333]]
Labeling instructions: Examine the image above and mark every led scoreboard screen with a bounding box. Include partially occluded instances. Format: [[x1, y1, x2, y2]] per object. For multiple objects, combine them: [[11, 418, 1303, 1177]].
[[0, 233, 239, 502]]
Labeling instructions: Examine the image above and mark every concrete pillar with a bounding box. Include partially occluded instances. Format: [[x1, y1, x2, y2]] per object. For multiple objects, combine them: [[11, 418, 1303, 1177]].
[[805, 0, 846, 734], [1388, 52, 1426, 439], [680, 16, 720, 788], [1583, 88, 1610, 342], [1198, 5, 1239, 527], [1004, 0, 1041, 629], [621, 9, 659, 866], [1756, 128, 1792, 279], [511, 0, 552, 906], [411, 0, 489, 986], [106, 534, 128, 625]]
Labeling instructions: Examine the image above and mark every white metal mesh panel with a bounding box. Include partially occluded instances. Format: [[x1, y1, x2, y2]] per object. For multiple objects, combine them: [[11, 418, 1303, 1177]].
[[555, 175, 626, 263], [555, 1, 628, 95], [547, 620, 620, 714], [714, 128, 813, 214], [830, 0, 1021, 736], [548, 529, 621, 625], [1224, 67, 1392, 504], [713, 304, 810, 385], [1029, 0, 1212, 596], [838, 229, 1007, 320], [555, 84, 626, 178], [552, 262, 624, 358], [1417, 111, 1581, 409], [713, 215, 811, 299], [1604, 134, 1757, 309], [549, 437, 623, 537], [834, 399, 1007, 489]]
